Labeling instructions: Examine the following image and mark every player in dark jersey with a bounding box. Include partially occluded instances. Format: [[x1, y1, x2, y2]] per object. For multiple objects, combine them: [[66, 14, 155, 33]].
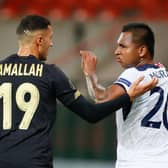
[[0, 15, 157, 168]]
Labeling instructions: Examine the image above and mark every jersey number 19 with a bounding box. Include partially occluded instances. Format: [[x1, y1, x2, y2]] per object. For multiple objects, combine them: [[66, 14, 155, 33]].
[[0, 82, 40, 130]]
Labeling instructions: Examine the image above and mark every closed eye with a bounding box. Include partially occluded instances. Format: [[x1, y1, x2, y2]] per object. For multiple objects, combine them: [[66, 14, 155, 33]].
[[119, 43, 127, 48]]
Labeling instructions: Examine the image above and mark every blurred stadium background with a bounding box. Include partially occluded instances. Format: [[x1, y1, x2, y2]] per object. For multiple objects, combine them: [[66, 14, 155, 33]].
[[0, 0, 168, 167]]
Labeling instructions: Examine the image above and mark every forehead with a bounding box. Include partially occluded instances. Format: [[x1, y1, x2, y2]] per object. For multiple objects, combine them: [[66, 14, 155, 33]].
[[48, 25, 53, 33], [117, 32, 133, 45], [45, 25, 53, 35]]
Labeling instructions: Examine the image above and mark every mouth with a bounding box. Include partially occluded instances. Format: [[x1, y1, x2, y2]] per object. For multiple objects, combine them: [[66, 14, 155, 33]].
[[115, 58, 125, 68], [116, 57, 121, 63]]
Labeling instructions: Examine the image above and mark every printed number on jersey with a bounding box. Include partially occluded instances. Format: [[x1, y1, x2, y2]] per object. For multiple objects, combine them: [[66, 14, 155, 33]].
[[141, 86, 168, 129], [0, 82, 40, 130]]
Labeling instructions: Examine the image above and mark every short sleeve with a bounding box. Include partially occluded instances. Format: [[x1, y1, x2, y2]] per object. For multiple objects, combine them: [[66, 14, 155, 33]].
[[114, 67, 141, 91]]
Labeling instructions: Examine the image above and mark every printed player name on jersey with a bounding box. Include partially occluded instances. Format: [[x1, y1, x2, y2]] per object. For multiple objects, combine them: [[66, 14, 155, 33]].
[[149, 69, 168, 79], [0, 63, 43, 77]]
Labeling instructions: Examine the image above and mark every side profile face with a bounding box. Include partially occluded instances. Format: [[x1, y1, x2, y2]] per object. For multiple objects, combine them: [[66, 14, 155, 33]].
[[114, 32, 142, 68], [38, 25, 53, 61]]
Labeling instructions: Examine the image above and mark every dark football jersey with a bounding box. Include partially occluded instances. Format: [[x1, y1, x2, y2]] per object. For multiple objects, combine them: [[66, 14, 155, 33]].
[[0, 54, 78, 168]]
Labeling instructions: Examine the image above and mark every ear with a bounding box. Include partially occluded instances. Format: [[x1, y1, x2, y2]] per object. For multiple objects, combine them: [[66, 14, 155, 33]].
[[138, 45, 147, 57], [36, 36, 43, 46]]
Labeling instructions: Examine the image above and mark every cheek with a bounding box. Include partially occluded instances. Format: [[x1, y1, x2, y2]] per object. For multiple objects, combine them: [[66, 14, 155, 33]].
[[127, 48, 138, 57], [42, 38, 50, 47], [42, 42, 50, 52], [122, 52, 135, 64], [40, 43, 48, 55], [128, 54, 140, 65]]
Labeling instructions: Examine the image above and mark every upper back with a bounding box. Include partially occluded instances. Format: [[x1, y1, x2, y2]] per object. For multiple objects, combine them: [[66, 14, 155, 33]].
[[0, 54, 77, 166]]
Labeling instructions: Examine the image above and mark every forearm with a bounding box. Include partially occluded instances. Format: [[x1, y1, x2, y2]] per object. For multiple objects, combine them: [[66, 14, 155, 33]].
[[68, 94, 131, 123], [85, 74, 108, 102]]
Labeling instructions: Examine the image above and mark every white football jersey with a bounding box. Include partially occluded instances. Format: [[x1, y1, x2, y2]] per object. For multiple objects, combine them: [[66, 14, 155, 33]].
[[114, 64, 168, 168]]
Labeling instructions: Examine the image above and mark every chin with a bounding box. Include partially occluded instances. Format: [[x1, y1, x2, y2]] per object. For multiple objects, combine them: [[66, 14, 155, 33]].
[[120, 64, 130, 69], [119, 63, 126, 68]]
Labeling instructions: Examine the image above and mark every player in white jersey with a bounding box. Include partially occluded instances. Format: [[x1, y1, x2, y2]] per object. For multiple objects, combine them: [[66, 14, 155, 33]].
[[115, 64, 168, 168], [80, 23, 168, 168]]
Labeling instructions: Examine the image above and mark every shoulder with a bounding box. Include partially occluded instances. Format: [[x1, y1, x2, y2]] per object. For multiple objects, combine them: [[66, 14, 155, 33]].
[[0, 54, 17, 63], [44, 63, 65, 76], [43, 63, 70, 83], [114, 66, 147, 91], [119, 64, 160, 78], [119, 67, 140, 79]]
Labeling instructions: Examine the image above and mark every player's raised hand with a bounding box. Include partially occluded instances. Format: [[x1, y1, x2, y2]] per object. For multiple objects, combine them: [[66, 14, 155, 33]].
[[80, 50, 97, 76], [128, 76, 158, 101]]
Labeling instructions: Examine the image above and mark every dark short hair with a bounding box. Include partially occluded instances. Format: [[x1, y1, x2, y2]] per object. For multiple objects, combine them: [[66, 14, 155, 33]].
[[122, 23, 155, 58], [16, 14, 51, 35]]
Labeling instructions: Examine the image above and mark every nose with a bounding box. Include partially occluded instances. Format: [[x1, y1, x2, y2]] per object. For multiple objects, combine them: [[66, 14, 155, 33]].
[[50, 41, 53, 47], [114, 47, 120, 56]]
